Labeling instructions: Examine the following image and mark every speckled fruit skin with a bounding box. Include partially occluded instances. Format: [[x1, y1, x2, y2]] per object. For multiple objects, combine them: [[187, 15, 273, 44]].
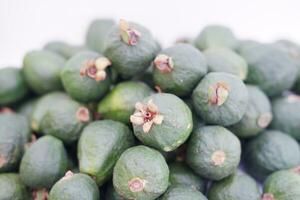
[[132, 93, 193, 152], [98, 81, 153, 124], [271, 95, 300, 141], [208, 171, 261, 200], [263, 168, 300, 200], [20, 135, 68, 189], [204, 47, 248, 80], [240, 43, 299, 97], [244, 130, 300, 181], [194, 25, 237, 50], [0, 173, 30, 200], [49, 173, 100, 200], [186, 126, 241, 181], [169, 162, 206, 192], [229, 85, 272, 138], [44, 41, 88, 59], [0, 113, 31, 172], [86, 19, 115, 53], [23, 50, 66, 94], [273, 40, 300, 94], [31, 92, 71, 132], [78, 120, 134, 186], [113, 145, 169, 200], [105, 182, 123, 200], [153, 43, 208, 96], [192, 72, 248, 126], [40, 98, 91, 144], [160, 185, 207, 200], [0, 67, 29, 105], [104, 21, 159, 79], [61, 51, 111, 103]]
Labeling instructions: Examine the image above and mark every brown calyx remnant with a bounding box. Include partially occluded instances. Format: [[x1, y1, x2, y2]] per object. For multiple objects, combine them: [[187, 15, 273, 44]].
[[0, 107, 13, 113], [208, 82, 230, 106], [80, 57, 111, 82], [0, 154, 6, 167], [25, 134, 37, 149], [32, 189, 48, 200], [130, 100, 164, 133], [62, 170, 74, 181], [119, 19, 141, 46], [257, 113, 273, 128], [154, 54, 174, 73], [293, 165, 300, 174], [155, 85, 162, 93], [262, 193, 275, 200], [211, 150, 226, 166], [76, 107, 90, 123], [31, 120, 39, 131], [128, 177, 146, 193]]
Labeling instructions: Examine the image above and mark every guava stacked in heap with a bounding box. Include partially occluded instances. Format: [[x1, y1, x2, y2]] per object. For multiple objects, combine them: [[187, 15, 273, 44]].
[[0, 19, 300, 200]]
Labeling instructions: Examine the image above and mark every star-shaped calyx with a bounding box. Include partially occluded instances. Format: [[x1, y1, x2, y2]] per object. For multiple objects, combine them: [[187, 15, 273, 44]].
[[208, 82, 230, 106], [80, 57, 111, 82], [130, 100, 164, 133], [154, 54, 174, 73], [119, 19, 141, 46]]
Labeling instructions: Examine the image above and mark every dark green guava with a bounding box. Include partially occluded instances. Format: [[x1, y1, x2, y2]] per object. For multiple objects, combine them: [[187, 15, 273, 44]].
[[160, 185, 207, 200]]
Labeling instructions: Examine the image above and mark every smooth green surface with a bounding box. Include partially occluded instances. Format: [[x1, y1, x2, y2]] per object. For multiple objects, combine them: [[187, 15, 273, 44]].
[[263, 169, 300, 200], [187, 126, 241, 180], [20, 135, 68, 188], [23, 50, 66, 94], [105, 182, 123, 200], [44, 41, 88, 59], [78, 120, 134, 186], [113, 145, 169, 200], [195, 25, 237, 50], [0, 67, 29, 105], [208, 171, 261, 200], [153, 43, 207, 96], [0, 173, 30, 200], [61, 51, 111, 103], [104, 21, 159, 79], [230, 85, 272, 138], [16, 98, 37, 119], [49, 173, 100, 200], [98, 81, 153, 124], [271, 95, 300, 141], [132, 93, 193, 152], [244, 130, 300, 181], [192, 72, 248, 126], [160, 185, 207, 200]]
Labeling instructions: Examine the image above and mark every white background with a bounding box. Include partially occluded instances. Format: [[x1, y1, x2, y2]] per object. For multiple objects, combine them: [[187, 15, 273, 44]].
[[1, 0, 300, 67]]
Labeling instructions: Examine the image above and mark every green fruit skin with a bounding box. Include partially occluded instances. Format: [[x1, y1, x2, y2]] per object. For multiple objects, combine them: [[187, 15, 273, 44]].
[[229, 85, 272, 138], [104, 22, 159, 79], [113, 145, 169, 200], [186, 126, 241, 181], [204, 47, 248, 80], [271, 95, 300, 141], [61, 51, 111, 103], [40, 98, 91, 144], [44, 41, 88, 59], [0, 67, 29, 105], [263, 169, 300, 200], [98, 81, 153, 124], [153, 43, 208, 96], [20, 135, 68, 188], [49, 173, 100, 200], [208, 171, 261, 200], [169, 162, 206, 193], [78, 120, 134, 186], [244, 130, 300, 181], [16, 98, 37, 119], [105, 182, 123, 200], [86, 19, 115, 53], [240, 43, 299, 97], [0, 173, 31, 200], [31, 92, 71, 132], [195, 25, 237, 50], [160, 185, 207, 200], [192, 72, 248, 126], [133, 93, 193, 152], [23, 50, 66, 94]]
